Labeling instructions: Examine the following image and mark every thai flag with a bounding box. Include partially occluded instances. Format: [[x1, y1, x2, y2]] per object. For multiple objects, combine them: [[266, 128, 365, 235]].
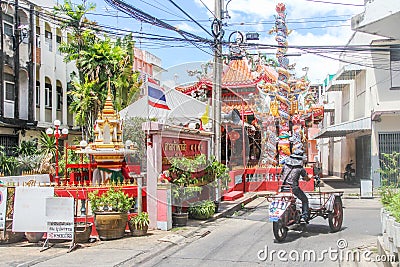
[[147, 78, 170, 110]]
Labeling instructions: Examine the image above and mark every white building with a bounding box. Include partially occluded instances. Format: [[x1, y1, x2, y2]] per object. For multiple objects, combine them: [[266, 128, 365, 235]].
[[317, 0, 400, 187], [1, 0, 164, 153], [1, 0, 77, 151]]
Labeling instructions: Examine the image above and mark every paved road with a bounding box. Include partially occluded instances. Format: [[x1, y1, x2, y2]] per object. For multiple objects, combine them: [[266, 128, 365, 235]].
[[140, 197, 383, 267]]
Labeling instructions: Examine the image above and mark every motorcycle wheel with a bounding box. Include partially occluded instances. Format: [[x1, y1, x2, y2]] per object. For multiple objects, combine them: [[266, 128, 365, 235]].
[[328, 197, 343, 232], [343, 173, 348, 183], [273, 219, 288, 242]]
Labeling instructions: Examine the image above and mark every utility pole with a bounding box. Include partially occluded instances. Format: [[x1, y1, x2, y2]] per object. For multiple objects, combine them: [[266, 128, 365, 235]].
[[212, 0, 223, 161]]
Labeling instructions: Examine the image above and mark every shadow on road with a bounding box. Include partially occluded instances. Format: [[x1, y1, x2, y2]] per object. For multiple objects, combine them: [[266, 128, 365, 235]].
[[274, 224, 348, 244]]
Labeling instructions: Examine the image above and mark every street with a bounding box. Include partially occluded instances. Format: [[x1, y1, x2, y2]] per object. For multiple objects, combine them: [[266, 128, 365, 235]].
[[139, 197, 382, 267], [0, 196, 383, 267]]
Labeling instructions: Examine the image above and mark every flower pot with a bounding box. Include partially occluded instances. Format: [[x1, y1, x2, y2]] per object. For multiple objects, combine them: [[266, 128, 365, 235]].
[[382, 209, 389, 234], [94, 212, 128, 241], [172, 212, 188, 227], [128, 223, 148, 237], [74, 223, 93, 243], [0, 220, 24, 244], [25, 232, 44, 243], [393, 221, 400, 249]]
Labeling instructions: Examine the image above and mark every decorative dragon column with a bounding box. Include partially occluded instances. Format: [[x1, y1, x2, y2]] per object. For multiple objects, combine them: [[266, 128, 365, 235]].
[[273, 3, 292, 164]]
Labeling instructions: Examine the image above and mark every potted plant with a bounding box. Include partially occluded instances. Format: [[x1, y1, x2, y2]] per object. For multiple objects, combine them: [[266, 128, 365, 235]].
[[128, 212, 150, 236], [168, 157, 202, 226], [88, 187, 134, 240], [188, 200, 216, 220]]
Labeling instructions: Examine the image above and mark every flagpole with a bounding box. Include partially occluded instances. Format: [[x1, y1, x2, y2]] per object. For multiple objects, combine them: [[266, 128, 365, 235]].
[[145, 73, 149, 121]]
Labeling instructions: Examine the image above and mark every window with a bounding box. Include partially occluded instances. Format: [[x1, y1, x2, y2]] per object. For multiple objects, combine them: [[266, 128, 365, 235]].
[[0, 135, 18, 156], [3, 14, 13, 37], [45, 30, 52, 52], [379, 132, 400, 185], [56, 86, 62, 110], [4, 73, 14, 102], [390, 46, 400, 89], [36, 81, 40, 106], [36, 26, 41, 48], [56, 35, 62, 55], [45, 83, 52, 108]]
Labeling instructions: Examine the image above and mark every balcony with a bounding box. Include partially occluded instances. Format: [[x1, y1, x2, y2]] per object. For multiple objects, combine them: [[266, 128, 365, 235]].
[[351, 0, 400, 39]]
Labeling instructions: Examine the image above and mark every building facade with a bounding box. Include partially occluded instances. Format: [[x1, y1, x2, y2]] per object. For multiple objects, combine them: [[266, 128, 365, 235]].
[[1, 0, 76, 150], [317, 0, 400, 186], [1, 0, 164, 152]]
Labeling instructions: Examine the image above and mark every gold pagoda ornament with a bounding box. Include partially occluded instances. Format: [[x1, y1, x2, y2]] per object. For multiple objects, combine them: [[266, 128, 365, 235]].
[[82, 80, 135, 168]]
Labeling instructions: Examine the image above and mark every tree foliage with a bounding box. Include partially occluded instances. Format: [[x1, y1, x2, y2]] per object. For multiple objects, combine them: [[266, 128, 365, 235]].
[[54, 1, 141, 141]]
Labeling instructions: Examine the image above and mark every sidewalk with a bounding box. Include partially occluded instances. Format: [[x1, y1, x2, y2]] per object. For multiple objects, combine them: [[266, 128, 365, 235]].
[[0, 193, 259, 267], [0, 184, 376, 266], [320, 175, 363, 198]]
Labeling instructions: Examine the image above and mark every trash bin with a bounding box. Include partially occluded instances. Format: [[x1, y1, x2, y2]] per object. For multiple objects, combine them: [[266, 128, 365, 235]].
[[360, 179, 373, 199]]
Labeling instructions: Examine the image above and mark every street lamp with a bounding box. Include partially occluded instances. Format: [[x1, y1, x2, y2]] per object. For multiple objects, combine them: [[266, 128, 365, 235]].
[[46, 120, 68, 185]]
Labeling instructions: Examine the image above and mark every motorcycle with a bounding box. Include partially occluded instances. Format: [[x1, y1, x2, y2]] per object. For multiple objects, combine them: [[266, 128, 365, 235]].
[[268, 176, 343, 242], [344, 160, 356, 184]]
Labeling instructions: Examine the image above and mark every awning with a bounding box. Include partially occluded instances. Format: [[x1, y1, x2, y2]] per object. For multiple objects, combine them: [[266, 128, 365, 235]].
[[313, 117, 371, 139], [325, 64, 365, 92], [323, 103, 335, 112], [325, 80, 350, 92], [336, 64, 365, 80]]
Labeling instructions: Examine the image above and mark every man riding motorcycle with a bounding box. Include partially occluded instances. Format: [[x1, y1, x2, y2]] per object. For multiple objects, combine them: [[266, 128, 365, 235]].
[[280, 150, 311, 222]]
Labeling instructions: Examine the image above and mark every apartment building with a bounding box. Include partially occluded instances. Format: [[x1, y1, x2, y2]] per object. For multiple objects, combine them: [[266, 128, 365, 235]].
[[1, 0, 76, 152], [317, 0, 400, 187], [1, 0, 164, 153]]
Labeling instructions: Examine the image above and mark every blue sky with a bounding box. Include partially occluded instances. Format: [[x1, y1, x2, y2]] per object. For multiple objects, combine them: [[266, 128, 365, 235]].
[[83, 0, 365, 83]]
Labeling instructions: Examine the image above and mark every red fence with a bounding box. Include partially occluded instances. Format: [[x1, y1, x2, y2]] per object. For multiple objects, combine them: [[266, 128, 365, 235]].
[[228, 167, 315, 193]]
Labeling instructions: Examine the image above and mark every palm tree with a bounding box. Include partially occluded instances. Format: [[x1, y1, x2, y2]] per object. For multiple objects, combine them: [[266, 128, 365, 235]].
[[68, 77, 103, 140]]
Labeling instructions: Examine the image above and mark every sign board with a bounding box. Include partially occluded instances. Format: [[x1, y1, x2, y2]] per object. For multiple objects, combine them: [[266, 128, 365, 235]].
[[45, 197, 74, 240], [0, 187, 7, 230], [0, 174, 50, 185], [12, 187, 54, 232], [161, 136, 209, 170], [269, 200, 288, 222], [360, 179, 373, 199], [246, 32, 259, 40]]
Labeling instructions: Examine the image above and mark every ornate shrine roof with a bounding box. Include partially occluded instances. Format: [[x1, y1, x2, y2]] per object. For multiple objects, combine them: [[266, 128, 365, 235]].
[[175, 58, 278, 95]]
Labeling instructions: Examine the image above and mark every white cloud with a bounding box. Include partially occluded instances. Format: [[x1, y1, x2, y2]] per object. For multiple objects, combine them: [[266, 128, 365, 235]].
[[174, 22, 201, 33], [195, 0, 364, 83]]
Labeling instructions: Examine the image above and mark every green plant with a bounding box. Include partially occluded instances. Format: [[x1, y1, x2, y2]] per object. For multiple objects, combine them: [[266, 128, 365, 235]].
[[14, 140, 38, 156], [378, 152, 400, 187], [206, 156, 230, 190], [130, 212, 150, 230], [188, 200, 216, 220], [168, 157, 202, 213], [0, 146, 21, 176], [88, 187, 134, 213], [388, 193, 400, 222]]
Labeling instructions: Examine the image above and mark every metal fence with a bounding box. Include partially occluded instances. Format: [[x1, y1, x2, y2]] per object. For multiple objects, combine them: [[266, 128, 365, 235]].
[[378, 132, 400, 186]]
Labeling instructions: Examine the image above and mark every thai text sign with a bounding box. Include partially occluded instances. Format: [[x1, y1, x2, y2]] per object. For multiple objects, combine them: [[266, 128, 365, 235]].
[[0, 187, 7, 230], [45, 197, 74, 240], [161, 137, 208, 169], [47, 221, 74, 240], [269, 200, 288, 222]]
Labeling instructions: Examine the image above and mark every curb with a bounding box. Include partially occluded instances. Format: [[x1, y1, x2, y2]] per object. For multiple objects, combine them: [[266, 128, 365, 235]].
[[377, 236, 399, 267], [130, 193, 259, 266]]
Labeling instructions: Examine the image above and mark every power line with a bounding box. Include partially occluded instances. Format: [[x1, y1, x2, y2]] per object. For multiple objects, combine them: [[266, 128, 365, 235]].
[[303, 0, 364, 7], [166, 0, 213, 38]]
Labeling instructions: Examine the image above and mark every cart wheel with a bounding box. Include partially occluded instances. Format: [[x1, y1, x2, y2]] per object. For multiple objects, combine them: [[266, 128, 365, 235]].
[[328, 197, 343, 232], [273, 219, 288, 242]]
